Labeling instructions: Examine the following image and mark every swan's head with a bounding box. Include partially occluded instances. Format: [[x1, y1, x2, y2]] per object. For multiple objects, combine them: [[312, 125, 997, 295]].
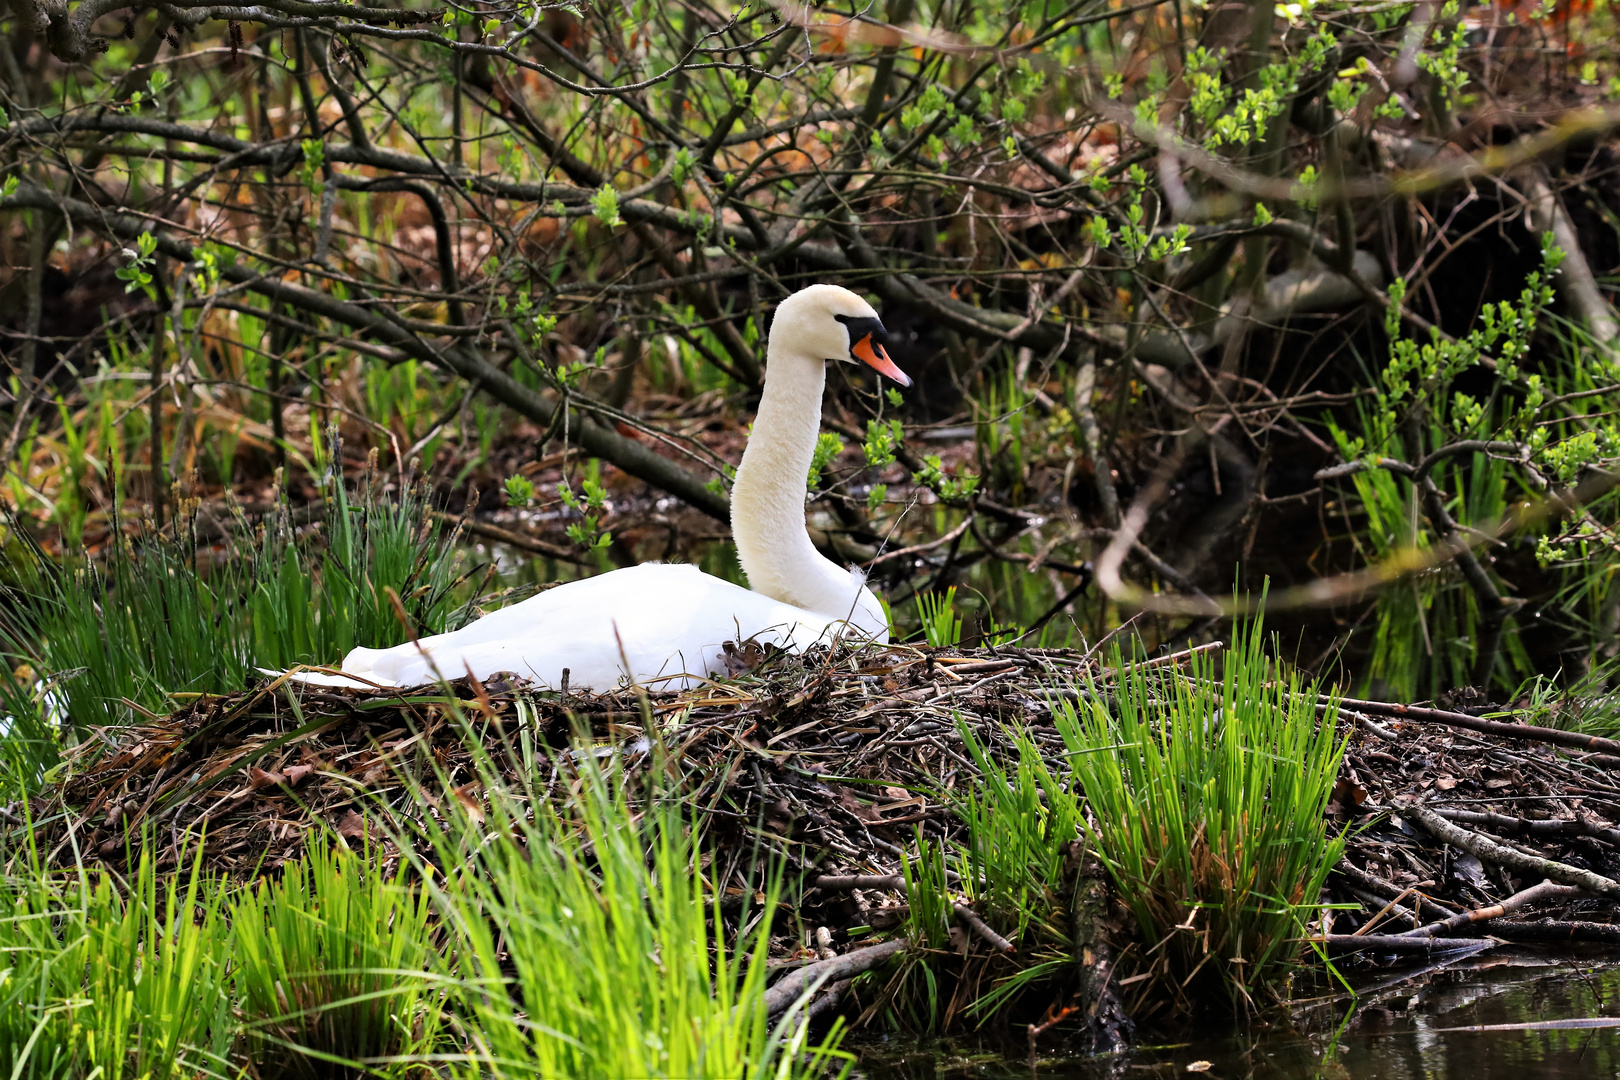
[[773, 284, 911, 387]]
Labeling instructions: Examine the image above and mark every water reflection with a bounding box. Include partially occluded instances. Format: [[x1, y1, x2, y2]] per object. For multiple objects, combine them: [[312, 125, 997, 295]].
[[853, 950, 1620, 1079]]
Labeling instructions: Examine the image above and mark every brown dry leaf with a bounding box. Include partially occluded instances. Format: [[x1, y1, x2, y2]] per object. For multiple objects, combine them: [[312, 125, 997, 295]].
[[1486, 777, 1514, 789], [721, 640, 766, 677], [453, 783, 485, 823], [839, 789, 885, 823], [1326, 776, 1367, 816], [249, 767, 285, 790], [336, 809, 368, 840], [283, 764, 314, 786], [883, 786, 911, 800], [1435, 775, 1458, 790]]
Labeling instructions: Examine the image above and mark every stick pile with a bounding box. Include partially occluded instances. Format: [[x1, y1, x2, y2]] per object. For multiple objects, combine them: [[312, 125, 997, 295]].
[[14, 642, 1620, 1033], [1323, 700, 1620, 956]]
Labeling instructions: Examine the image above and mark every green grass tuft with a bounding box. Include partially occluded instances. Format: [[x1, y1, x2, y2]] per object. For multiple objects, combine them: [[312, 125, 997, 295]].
[[0, 459, 469, 735], [0, 846, 235, 1078], [231, 842, 443, 1078], [914, 587, 964, 647], [956, 723, 1083, 944], [418, 735, 846, 1079], [1057, 623, 1347, 1011]]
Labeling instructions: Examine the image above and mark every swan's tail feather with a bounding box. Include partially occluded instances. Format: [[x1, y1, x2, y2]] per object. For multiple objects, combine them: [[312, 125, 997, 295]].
[[263, 644, 406, 690], [268, 666, 394, 690], [342, 644, 433, 686]]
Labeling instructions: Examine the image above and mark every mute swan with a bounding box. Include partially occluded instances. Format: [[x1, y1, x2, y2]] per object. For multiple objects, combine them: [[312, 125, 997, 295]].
[[291, 283, 909, 692]]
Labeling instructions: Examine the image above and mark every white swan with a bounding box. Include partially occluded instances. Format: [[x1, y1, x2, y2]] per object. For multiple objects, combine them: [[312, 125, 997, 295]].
[[291, 284, 909, 692]]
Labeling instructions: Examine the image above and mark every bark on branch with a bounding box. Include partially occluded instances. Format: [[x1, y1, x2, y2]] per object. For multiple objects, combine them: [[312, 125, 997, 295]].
[[1403, 802, 1620, 899], [760, 938, 908, 1018]]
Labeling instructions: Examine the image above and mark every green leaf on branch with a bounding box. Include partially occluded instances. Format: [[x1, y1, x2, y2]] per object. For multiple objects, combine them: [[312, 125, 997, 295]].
[[115, 232, 159, 298], [913, 454, 979, 503], [864, 419, 903, 468], [591, 185, 622, 228], [504, 474, 535, 507], [807, 432, 844, 488]]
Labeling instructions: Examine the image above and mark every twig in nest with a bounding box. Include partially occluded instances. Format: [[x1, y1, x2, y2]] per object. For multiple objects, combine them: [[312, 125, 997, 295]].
[[1432, 807, 1620, 848], [1331, 860, 1463, 918], [955, 903, 1016, 952], [814, 874, 905, 892], [762, 938, 910, 1018], [1398, 878, 1583, 938], [1335, 697, 1620, 756], [1403, 802, 1620, 898]]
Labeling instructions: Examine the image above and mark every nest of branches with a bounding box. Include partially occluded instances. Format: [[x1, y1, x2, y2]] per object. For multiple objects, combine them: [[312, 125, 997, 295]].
[[17, 641, 1620, 1041], [29, 644, 1073, 877]]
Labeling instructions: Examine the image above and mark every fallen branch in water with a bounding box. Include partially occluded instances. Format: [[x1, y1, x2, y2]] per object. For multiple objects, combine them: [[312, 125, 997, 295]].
[[1317, 933, 1494, 955], [1399, 879, 1583, 938], [1484, 919, 1620, 945]]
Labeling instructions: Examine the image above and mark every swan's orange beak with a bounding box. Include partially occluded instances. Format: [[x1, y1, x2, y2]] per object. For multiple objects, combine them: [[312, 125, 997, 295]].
[[852, 333, 911, 387]]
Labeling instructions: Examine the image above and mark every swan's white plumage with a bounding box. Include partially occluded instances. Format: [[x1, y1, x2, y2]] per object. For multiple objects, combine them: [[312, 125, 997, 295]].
[[289, 283, 901, 693], [297, 563, 875, 691]]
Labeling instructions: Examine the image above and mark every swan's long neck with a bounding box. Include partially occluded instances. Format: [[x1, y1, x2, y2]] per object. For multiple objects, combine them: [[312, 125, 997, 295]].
[[732, 337, 863, 621]]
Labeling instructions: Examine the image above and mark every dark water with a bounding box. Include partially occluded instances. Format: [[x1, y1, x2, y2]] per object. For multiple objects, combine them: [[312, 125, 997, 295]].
[[853, 950, 1620, 1080]]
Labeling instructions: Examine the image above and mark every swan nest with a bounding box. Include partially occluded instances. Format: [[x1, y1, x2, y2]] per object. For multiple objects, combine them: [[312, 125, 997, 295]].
[[30, 642, 1068, 878], [20, 641, 1620, 991]]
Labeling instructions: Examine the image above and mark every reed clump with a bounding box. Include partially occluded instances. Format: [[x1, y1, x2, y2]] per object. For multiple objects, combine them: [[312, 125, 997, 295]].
[[0, 847, 236, 1078], [0, 762, 844, 1079], [231, 843, 443, 1078], [1062, 624, 1347, 1012], [421, 746, 846, 1079]]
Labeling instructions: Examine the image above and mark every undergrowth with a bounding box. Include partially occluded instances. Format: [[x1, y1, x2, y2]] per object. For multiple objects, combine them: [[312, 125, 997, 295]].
[[418, 735, 846, 1078], [0, 737, 848, 1079], [232, 843, 443, 1078], [0, 473, 1355, 1066], [872, 623, 1346, 1027], [0, 443, 471, 744]]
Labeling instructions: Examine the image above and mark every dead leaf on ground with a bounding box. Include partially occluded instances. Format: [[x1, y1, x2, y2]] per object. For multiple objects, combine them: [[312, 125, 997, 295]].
[[1326, 776, 1368, 816], [336, 809, 369, 840], [453, 783, 485, 823], [249, 767, 285, 790]]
